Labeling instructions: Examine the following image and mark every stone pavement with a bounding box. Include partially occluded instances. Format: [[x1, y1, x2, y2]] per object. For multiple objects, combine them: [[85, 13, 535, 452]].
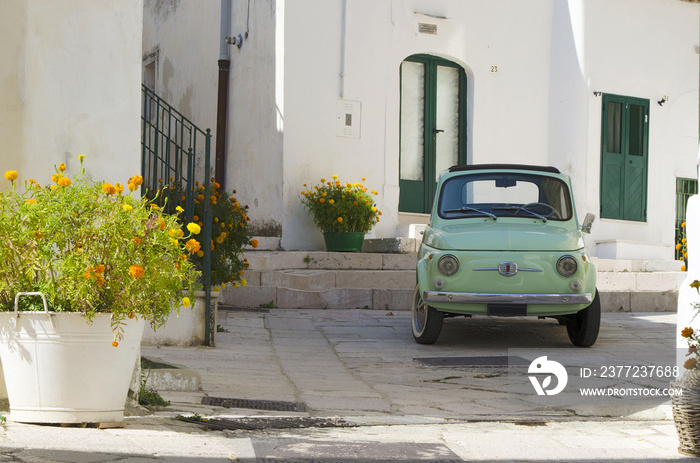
[[1, 309, 699, 462]]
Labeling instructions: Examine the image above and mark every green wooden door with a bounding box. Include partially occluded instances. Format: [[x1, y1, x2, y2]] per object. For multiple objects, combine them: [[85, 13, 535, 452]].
[[600, 94, 649, 222], [399, 55, 466, 213]]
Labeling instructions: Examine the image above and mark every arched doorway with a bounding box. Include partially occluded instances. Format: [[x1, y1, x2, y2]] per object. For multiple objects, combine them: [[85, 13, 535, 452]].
[[399, 55, 467, 214]]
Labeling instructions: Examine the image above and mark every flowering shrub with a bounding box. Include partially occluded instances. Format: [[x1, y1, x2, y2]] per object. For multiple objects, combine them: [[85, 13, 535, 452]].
[[681, 280, 700, 370], [677, 221, 688, 271], [160, 179, 254, 289], [0, 156, 201, 341], [300, 175, 381, 233]]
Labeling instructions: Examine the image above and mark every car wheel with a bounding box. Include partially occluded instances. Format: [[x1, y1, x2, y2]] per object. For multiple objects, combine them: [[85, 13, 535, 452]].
[[566, 290, 601, 347], [411, 284, 444, 344]]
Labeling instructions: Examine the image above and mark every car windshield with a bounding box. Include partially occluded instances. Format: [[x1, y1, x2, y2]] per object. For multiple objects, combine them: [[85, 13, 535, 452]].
[[438, 173, 573, 221]]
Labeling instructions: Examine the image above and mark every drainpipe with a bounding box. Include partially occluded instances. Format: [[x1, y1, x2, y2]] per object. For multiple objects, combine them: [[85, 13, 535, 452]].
[[339, 0, 347, 98], [215, 0, 232, 187]]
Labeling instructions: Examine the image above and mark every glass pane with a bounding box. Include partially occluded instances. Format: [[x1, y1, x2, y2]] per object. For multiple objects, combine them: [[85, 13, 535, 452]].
[[439, 173, 572, 221], [606, 101, 622, 154], [400, 61, 425, 181], [435, 65, 460, 180], [628, 104, 644, 156]]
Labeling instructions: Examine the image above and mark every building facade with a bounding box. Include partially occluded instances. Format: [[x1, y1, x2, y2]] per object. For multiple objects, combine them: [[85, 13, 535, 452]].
[[143, 0, 699, 259]]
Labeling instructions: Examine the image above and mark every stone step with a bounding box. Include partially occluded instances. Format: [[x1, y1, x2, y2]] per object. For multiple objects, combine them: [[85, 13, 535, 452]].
[[220, 251, 685, 312]]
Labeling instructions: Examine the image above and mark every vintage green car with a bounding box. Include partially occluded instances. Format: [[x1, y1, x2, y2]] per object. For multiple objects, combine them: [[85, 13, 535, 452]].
[[413, 164, 599, 347]]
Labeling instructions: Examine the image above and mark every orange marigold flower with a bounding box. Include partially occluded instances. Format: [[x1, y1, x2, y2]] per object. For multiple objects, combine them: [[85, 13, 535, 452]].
[[57, 177, 71, 187], [133, 237, 142, 244], [129, 264, 145, 279], [58, 163, 67, 172], [112, 341, 119, 347], [185, 238, 201, 254], [682, 327, 694, 338], [337, 217, 343, 223], [102, 183, 117, 195], [158, 217, 165, 230], [685, 358, 698, 370], [250, 239, 259, 248]]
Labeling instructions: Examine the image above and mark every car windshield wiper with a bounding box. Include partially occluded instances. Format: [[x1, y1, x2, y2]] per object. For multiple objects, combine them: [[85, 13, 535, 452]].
[[444, 206, 497, 220], [492, 205, 547, 222]]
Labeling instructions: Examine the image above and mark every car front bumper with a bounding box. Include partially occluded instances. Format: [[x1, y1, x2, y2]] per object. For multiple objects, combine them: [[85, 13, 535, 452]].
[[423, 291, 593, 305]]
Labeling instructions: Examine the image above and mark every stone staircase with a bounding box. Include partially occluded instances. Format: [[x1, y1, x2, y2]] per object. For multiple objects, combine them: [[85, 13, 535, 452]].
[[220, 250, 685, 313]]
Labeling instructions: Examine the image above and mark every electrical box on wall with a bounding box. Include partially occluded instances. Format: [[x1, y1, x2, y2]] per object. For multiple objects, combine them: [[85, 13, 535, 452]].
[[336, 99, 361, 138]]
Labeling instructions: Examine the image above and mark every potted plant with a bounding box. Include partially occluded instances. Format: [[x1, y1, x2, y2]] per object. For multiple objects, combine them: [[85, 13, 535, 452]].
[[143, 178, 254, 346], [300, 175, 382, 251], [673, 279, 700, 455], [0, 156, 200, 424]]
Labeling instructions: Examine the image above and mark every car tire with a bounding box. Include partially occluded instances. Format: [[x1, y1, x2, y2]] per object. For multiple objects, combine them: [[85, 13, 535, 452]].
[[566, 290, 601, 347], [411, 284, 444, 344]]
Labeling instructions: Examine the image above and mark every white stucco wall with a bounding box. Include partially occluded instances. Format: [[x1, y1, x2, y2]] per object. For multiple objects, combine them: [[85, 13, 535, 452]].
[[281, 0, 561, 250], [280, 0, 699, 254], [581, 0, 699, 260], [142, 0, 698, 256], [0, 0, 143, 187]]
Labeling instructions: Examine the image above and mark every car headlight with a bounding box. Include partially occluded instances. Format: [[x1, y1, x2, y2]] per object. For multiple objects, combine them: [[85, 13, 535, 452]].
[[556, 256, 578, 277], [438, 254, 459, 276]]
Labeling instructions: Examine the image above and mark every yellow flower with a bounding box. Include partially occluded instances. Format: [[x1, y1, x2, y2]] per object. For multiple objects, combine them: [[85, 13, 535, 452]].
[[187, 223, 201, 235], [122, 204, 133, 211], [169, 228, 184, 238], [34, 231, 43, 239], [26, 199, 37, 205], [682, 265, 687, 271], [250, 239, 259, 248], [133, 237, 142, 244], [176, 205, 184, 213], [182, 297, 191, 308], [320, 198, 325, 203], [129, 264, 145, 279], [4, 170, 18, 181], [169, 238, 179, 245], [677, 243, 683, 250], [691, 280, 700, 292], [150, 204, 161, 211], [197, 250, 204, 258], [329, 199, 334, 204], [58, 163, 66, 172], [337, 217, 343, 223], [216, 236, 224, 244], [78, 154, 85, 160], [241, 279, 247, 287], [682, 222, 687, 228], [158, 217, 166, 230], [57, 177, 71, 187], [332, 175, 338, 180], [682, 327, 694, 338], [683, 238, 688, 244]]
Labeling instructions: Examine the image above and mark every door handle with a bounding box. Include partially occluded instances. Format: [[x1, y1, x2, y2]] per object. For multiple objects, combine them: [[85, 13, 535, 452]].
[[433, 128, 444, 134]]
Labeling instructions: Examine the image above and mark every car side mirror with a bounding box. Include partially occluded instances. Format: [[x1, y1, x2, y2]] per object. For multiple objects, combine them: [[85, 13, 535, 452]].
[[581, 213, 595, 234]]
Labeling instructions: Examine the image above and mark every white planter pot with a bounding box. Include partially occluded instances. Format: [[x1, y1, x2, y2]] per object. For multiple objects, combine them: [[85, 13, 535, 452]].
[[0, 312, 145, 424], [142, 291, 219, 347]]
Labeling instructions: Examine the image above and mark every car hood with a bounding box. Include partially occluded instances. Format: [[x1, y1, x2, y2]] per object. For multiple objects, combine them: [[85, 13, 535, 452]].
[[423, 221, 585, 252]]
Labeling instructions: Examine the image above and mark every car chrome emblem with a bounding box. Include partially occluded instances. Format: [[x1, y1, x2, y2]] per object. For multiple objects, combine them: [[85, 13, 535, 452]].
[[498, 262, 518, 276]]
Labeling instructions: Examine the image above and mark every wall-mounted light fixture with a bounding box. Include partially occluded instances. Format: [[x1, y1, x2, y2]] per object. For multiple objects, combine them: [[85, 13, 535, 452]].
[[593, 91, 602, 97], [226, 34, 243, 49], [658, 95, 669, 106]]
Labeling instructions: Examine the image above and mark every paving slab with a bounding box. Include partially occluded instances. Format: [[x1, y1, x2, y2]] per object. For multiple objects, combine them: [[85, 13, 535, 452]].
[[0, 308, 698, 462]]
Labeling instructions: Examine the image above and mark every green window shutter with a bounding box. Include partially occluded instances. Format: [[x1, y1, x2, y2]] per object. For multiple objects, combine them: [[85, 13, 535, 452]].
[[600, 94, 649, 222]]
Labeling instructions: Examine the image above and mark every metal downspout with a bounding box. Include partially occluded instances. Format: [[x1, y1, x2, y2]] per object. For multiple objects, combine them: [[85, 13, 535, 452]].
[[340, 0, 347, 98], [215, 0, 231, 187]]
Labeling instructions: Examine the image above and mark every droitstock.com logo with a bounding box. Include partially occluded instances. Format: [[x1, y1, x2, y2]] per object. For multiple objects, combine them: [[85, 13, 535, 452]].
[[528, 356, 568, 396]]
